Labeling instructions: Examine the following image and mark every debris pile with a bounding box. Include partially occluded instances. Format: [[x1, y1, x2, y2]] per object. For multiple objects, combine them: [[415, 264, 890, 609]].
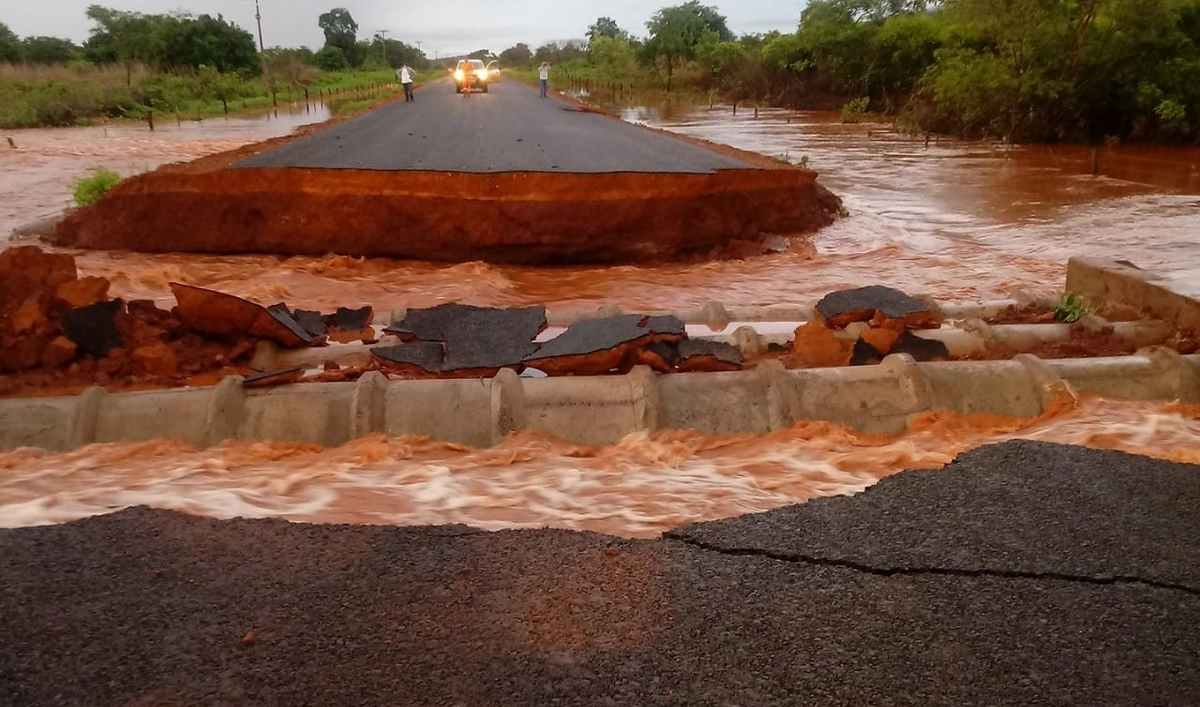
[[789, 285, 950, 367], [0, 247, 259, 394], [374, 307, 745, 378], [4, 245, 1189, 397]]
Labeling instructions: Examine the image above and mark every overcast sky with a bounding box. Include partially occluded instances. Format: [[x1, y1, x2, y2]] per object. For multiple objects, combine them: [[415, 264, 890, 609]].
[[3, 0, 804, 58]]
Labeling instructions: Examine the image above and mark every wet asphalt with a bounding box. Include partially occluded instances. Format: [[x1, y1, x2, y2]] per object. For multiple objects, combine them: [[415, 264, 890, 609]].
[[1, 440, 1197, 706], [236, 78, 753, 174]]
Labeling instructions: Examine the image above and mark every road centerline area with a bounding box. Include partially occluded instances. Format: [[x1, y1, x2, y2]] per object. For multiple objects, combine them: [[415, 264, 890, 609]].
[[236, 79, 754, 174]]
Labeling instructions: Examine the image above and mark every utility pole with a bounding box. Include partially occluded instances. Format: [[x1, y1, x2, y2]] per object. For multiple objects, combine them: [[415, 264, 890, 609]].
[[249, 0, 266, 77], [252, 0, 265, 53], [377, 29, 390, 66]]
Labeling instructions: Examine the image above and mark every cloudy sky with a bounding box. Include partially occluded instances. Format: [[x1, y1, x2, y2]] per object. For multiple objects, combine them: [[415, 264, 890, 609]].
[[3, 0, 804, 57]]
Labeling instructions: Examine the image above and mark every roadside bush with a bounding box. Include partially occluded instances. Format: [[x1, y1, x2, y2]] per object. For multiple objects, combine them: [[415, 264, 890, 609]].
[[73, 169, 121, 207], [840, 97, 869, 124]]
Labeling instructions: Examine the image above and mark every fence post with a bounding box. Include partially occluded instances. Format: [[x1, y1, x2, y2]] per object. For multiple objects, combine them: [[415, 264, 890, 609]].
[[1090, 148, 1099, 176], [733, 103, 738, 116], [222, 97, 228, 114]]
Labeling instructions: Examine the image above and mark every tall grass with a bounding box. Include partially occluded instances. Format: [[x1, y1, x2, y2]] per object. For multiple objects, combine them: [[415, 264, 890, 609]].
[[0, 62, 400, 129]]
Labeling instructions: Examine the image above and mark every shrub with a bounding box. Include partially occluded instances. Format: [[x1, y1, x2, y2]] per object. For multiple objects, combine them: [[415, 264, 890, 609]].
[[840, 96, 869, 124], [73, 169, 121, 207], [1053, 293, 1090, 323]]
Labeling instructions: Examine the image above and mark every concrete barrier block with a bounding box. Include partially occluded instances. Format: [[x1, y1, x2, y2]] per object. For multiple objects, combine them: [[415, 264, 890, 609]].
[[522, 374, 645, 446], [490, 367, 527, 444], [658, 370, 774, 435], [1045, 349, 1191, 402], [790, 361, 924, 434], [922, 359, 1044, 419], [382, 378, 493, 447], [1013, 354, 1073, 411], [204, 376, 246, 446], [66, 386, 107, 449], [758, 359, 799, 430], [240, 384, 356, 446], [351, 371, 388, 438], [1067, 257, 1200, 333], [0, 397, 73, 451], [94, 388, 210, 445]]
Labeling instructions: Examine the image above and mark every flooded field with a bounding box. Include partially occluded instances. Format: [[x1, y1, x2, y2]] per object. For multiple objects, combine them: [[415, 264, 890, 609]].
[[2, 99, 1200, 534]]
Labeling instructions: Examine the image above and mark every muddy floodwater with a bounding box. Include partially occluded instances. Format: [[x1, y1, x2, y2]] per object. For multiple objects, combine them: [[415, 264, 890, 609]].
[[2, 100, 1200, 534]]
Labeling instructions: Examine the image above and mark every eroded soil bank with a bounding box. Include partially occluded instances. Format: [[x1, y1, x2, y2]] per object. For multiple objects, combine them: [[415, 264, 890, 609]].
[[50, 167, 842, 263]]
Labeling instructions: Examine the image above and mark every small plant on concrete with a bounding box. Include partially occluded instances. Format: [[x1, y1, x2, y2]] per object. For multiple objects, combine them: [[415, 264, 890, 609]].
[[1054, 293, 1091, 323], [73, 169, 121, 207], [840, 97, 869, 124]]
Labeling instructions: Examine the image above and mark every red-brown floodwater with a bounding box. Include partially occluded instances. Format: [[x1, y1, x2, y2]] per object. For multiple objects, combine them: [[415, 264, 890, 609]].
[[2, 102, 1199, 534]]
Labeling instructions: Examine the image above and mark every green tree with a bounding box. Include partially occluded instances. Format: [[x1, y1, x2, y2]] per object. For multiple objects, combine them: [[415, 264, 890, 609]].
[[695, 29, 747, 83], [499, 42, 533, 67], [318, 8, 362, 66], [0, 22, 21, 63], [314, 45, 350, 71], [19, 36, 82, 64], [588, 17, 624, 42], [158, 14, 259, 74], [588, 34, 637, 77], [84, 5, 167, 84], [643, 1, 733, 91], [533, 40, 587, 65]]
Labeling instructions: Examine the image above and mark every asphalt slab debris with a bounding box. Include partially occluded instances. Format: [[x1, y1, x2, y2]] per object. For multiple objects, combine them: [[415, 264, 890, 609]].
[[815, 285, 942, 329], [1, 440, 1196, 706], [386, 304, 546, 372]]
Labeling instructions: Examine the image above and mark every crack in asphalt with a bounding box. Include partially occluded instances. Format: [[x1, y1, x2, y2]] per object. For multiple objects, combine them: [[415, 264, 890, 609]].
[[668, 536, 1200, 597]]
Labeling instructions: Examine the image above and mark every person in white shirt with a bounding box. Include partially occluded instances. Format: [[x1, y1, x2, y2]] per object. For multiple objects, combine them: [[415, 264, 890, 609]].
[[538, 61, 550, 98], [398, 64, 415, 102]]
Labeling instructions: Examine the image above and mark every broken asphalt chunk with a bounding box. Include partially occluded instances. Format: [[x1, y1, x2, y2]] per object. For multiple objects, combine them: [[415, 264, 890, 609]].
[[524, 314, 685, 376], [372, 342, 446, 375], [674, 339, 744, 372], [386, 303, 546, 373], [292, 309, 327, 339], [169, 283, 312, 348], [322, 306, 373, 335], [815, 286, 942, 329], [62, 299, 124, 358]]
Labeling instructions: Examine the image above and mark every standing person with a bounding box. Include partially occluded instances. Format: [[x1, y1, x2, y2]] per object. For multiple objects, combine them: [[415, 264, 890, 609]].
[[538, 61, 550, 98], [398, 63, 415, 102]]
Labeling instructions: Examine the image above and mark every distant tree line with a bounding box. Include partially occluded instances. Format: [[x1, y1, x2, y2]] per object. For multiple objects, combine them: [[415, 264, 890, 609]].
[[489, 0, 1200, 144], [0, 5, 429, 78]]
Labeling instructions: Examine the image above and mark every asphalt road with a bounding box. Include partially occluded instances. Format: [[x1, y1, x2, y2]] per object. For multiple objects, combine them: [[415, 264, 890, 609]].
[[2, 441, 1197, 706], [237, 78, 754, 173]]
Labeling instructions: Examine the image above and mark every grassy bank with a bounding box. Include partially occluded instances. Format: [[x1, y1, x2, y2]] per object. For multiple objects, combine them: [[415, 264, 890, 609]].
[[0, 63, 403, 128]]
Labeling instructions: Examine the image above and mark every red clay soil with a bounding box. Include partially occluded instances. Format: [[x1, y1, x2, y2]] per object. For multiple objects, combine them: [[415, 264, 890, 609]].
[[51, 167, 841, 264]]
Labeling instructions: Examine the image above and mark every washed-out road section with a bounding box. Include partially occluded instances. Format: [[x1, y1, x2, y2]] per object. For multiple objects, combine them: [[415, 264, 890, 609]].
[[50, 79, 842, 263]]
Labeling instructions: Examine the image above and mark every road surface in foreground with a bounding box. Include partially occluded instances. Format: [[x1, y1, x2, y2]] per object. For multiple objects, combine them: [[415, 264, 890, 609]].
[[237, 79, 754, 173], [2, 441, 1196, 706]]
